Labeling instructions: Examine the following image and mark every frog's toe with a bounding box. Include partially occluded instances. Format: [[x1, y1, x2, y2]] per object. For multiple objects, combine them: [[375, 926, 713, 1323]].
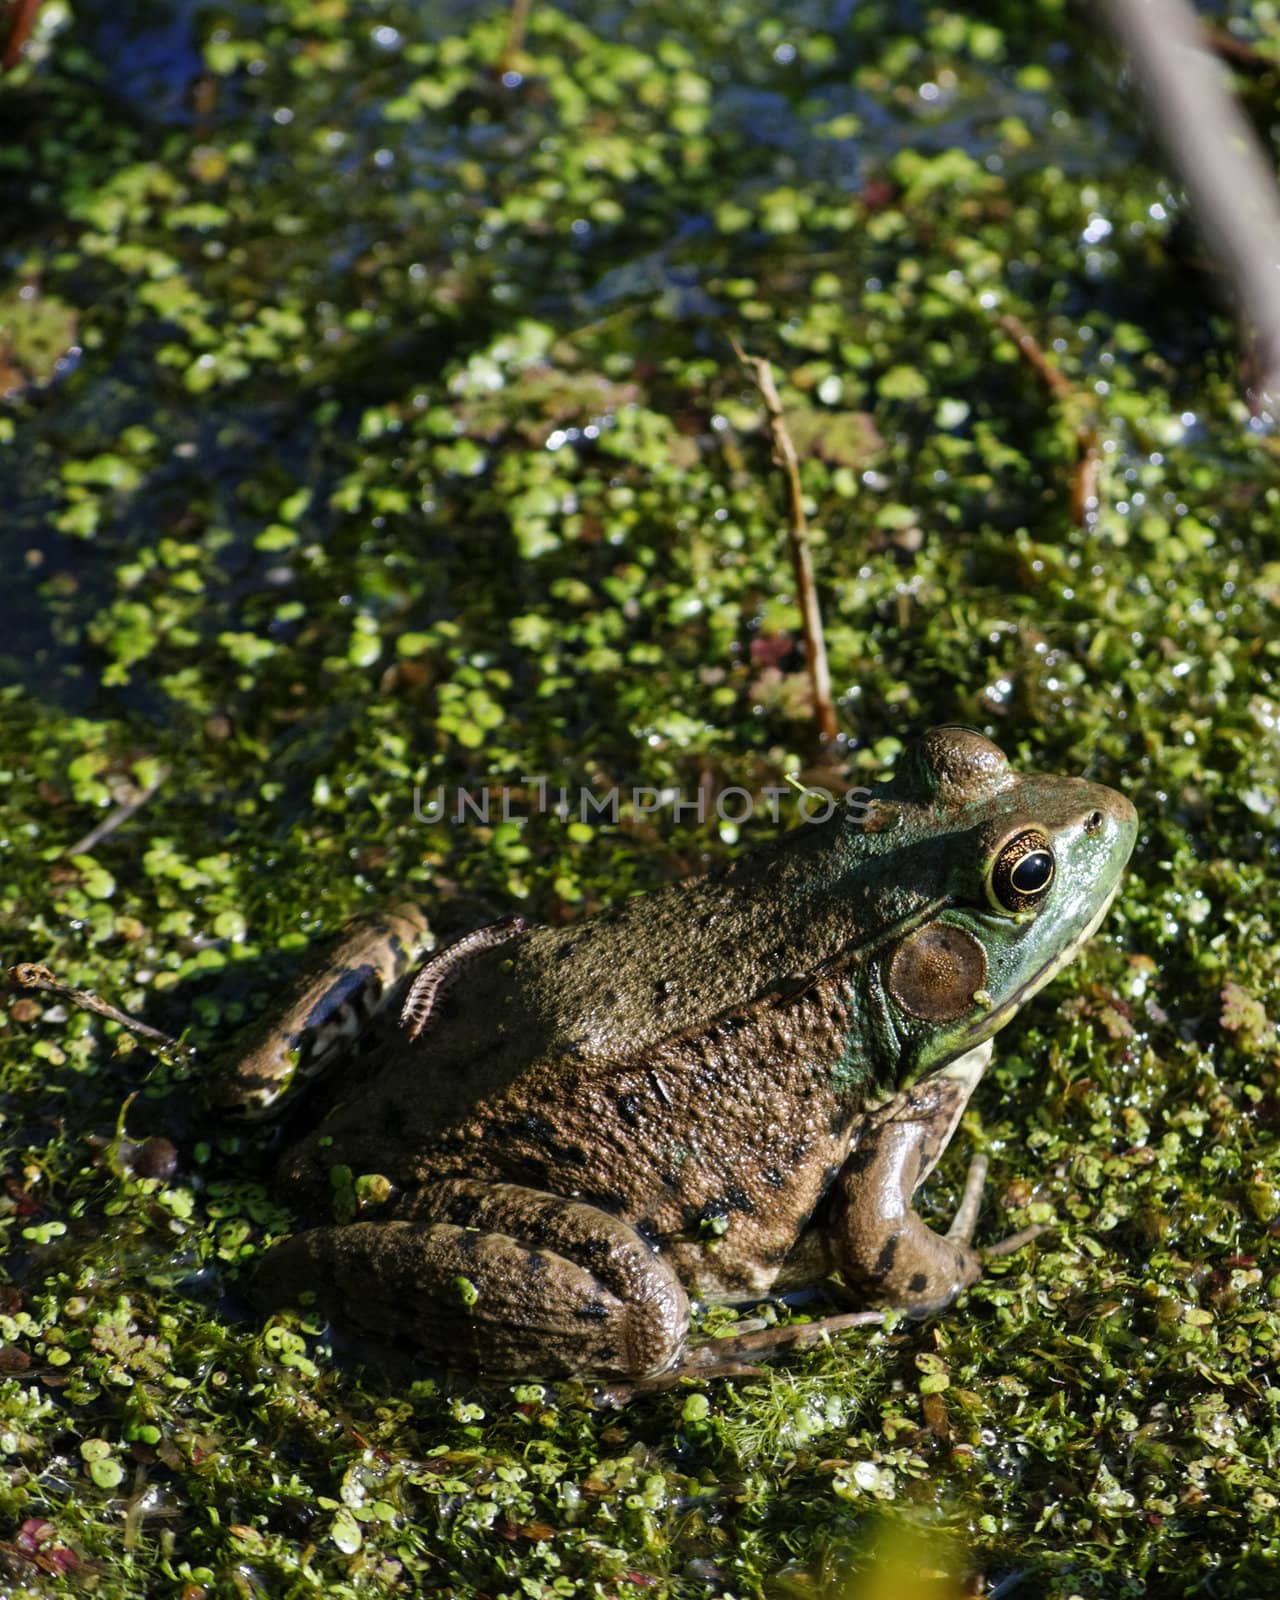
[[943, 1152, 989, 1248], [980, 1222, 1049, 1262]]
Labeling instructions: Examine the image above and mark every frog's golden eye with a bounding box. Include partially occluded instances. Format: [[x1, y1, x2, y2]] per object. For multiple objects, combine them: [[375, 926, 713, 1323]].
[[988, 827, 1055, 914]]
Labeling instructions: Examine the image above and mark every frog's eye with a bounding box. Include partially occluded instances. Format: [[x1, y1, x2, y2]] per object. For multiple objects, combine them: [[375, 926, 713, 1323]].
[[987, 828, 1055, 914]]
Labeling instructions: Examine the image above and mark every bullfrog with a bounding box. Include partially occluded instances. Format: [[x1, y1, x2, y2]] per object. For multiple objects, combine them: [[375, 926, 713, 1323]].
[[225, 727, 1137, 1380]]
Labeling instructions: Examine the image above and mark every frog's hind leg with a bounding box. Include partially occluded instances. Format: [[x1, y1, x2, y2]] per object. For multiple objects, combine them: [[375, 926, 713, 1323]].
[[829, 1040, 996, 1314], [253, 1181, 690, 1380]]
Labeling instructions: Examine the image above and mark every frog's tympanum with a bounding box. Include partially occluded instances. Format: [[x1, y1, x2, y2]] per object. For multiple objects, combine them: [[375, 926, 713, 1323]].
[[228, 728, 1136, 1380]]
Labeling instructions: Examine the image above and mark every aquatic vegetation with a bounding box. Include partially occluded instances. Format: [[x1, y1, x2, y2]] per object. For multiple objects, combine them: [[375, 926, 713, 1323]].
[[3, 1, 1280, 1594]]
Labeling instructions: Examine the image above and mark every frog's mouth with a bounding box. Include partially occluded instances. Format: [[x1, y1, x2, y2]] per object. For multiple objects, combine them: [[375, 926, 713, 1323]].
[[957, 881, 1121, 1052]]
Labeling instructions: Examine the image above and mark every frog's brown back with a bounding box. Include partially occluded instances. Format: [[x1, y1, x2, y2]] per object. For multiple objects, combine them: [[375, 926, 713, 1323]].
[[270, 819, 932, 1210]]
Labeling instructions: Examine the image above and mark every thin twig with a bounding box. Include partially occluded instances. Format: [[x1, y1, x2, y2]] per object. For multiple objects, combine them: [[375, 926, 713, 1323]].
[[9, 962, 195, 1066], [730, 338, 838, 743], [63, 767, 167, 859], [997, 313, 1102, 525], [1200, 23, 1276, 73], [997, 313, 1075, 403], [1104, 0, 1280, 409]]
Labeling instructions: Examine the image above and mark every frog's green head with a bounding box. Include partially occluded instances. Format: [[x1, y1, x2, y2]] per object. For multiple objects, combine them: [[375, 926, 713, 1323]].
[[867, 727, 1138, 1081]]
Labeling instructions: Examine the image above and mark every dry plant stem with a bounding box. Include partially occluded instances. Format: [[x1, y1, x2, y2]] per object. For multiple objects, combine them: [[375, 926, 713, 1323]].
[[997, 312, 1101, 525], [997, 313, 1074, 402], [192, 74, 219, 138], [9, 962, 194, 1065], [1104, 0, 1280, 408], [730, 338, 839, 742], [499, 0, 532, 73], [63, 768, 167, 859], [1071, 440, 1103, 527]]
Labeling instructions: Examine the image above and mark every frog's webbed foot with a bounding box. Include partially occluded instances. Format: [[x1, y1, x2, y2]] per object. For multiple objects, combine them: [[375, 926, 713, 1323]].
[[253, 1181, 689, 1381], [592, 1308, 891, 1401], [637, 1145, 1045, 1396]]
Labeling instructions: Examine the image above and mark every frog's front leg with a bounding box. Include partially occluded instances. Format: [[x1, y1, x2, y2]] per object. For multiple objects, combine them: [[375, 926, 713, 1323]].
[[829, 1040, 993, 1314], [254, 1181, 690, 1380]]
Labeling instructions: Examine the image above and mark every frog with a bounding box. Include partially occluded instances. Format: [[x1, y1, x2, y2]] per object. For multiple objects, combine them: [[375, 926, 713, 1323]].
[[225, 727, 1137, 1381]]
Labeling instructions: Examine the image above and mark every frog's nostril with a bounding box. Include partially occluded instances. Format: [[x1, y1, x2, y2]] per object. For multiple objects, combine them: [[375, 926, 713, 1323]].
[[1085, 810, 1104, 834]]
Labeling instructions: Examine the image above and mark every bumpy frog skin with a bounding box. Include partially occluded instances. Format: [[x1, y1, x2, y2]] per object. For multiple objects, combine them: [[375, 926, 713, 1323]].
[[233, 728, 1137, 1380]]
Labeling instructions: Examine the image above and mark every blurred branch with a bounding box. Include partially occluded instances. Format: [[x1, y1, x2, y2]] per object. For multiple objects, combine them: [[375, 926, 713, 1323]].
[[1200, 22, 1276, 74], [1, 0, 41, 71], [1103, 0, 1280, 411]]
